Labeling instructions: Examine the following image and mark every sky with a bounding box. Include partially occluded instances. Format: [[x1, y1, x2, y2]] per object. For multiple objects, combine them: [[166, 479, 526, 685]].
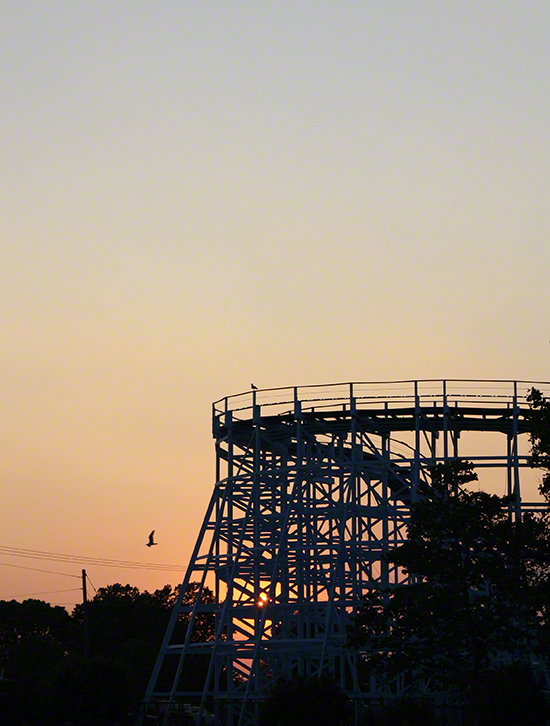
[[1, 1, 550, 611]]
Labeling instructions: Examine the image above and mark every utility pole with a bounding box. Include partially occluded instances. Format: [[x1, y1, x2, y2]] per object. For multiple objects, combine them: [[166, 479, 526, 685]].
[[82, 568, 90, 657]]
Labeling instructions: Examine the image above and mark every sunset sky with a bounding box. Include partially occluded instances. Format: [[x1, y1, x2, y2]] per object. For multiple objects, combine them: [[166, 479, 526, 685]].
[[2, 2, 550, 611]]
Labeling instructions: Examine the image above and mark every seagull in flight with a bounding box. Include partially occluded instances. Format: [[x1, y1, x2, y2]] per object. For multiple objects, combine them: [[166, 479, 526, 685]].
[[251, 383, 258, 390], [146, 530, 158, 547]]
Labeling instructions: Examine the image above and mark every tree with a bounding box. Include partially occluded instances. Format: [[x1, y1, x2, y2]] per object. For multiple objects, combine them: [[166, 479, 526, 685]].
[[72, 583, 175, 654], [0, 597, 73, 662], [258, 673, 352, 726], [347, 460, 550, 712], [0, 582, 214, 724], [527, 386, 550, 499], [0, 599, 73, 725], [71, 582, 215, 708], [72, 581, 215, 655]]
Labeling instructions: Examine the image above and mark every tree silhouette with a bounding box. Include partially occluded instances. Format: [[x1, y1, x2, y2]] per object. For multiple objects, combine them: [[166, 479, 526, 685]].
[[71, 582, 216, 708], [0, 582, 215, 724], [347, 460, 550, 716], [0, 599, 73, 725], [527, 386, 550, 500]]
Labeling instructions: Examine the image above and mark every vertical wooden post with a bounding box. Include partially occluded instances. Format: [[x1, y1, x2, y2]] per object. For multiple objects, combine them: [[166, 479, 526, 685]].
[[82, 569, 89, 657]]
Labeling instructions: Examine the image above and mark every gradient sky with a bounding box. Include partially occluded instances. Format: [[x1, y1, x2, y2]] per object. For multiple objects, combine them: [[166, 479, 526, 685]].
[[1, 1, 550, 610]]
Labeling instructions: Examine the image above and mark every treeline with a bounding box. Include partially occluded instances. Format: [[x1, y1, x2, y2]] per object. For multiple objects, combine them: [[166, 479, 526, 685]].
[[0, 582, 214, 726]]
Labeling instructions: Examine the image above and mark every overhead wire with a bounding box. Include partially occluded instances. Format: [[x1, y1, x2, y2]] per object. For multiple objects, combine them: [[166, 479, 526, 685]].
[[0, 545, 186, 605], [2, 588, 81, 599], [86, 572, 97, 593], [0, 545, 187, 572], [0, 560, 81, 578]]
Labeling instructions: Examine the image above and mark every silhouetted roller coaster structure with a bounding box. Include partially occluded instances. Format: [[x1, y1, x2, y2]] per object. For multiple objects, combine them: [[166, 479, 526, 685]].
[[140, 379, 550, 726]]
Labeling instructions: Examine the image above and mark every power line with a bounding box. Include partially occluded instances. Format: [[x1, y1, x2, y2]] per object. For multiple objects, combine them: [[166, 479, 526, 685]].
[[86, 572, 97, 593], [1, 587, 81, 599], [0, 560, 81, 578], [0, 545, 187, 572]]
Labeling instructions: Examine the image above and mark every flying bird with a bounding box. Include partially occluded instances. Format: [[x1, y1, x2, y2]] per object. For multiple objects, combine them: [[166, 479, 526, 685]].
[[251, 383, 258, 390], [146, 530, 158, 547]]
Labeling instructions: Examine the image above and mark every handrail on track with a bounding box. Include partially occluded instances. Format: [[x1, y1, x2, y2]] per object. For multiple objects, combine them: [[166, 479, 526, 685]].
[[213, 379, 550, 424]]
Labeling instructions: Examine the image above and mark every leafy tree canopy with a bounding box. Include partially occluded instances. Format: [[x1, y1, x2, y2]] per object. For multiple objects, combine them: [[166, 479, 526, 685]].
[[0, 598, 71, 643], [527, 386, 550, 499], [348, 460, 550, 701], [0, 582, 212, 724], [72, 581, 215, 654], [0, 598, 73, 675]]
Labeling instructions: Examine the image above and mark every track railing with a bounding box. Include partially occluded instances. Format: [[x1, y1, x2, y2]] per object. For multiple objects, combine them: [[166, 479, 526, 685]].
[[213, 379, 550, 425]]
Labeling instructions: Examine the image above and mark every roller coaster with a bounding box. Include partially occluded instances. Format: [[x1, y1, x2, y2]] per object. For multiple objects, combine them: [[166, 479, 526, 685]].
[[139, 379, 550, 726]]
